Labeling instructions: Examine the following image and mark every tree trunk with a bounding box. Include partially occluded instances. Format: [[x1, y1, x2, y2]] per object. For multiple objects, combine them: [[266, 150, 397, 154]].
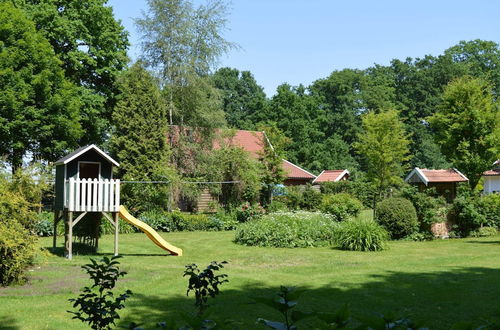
[[10, 149, 24, 174]]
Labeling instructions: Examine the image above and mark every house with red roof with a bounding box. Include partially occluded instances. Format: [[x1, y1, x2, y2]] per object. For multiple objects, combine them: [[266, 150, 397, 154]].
[[210, 128, 316, 186], [405, 167, 468, 201], [483, 160, 500, 194]]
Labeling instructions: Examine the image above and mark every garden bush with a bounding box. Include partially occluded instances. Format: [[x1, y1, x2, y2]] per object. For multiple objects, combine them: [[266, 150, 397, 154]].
[[266, 199, 288, 213], [469, 226, 498, 238], [399, 186, 448, 232], [478, 193, 500, 228], [171, 212, 213, 231], [234, 211, 339, 248], [320, 176, 375, 208], [0, 220, 37, 286], [334, 218, 388, 251], [0, 170, 39, 285], [138, 210, 173, 232], [375, 198, 418, 239], [236, 202, 265, 222], [208, 210, 239, 230], [320, 193, 363, 221], [453, 193, 486, 236], [34, 211, 55, 237], [299, 185, 322, 210]]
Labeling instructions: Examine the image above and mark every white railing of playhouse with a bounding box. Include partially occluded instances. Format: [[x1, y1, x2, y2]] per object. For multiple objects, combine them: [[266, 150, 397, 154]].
[[65, 178, 120, 212]]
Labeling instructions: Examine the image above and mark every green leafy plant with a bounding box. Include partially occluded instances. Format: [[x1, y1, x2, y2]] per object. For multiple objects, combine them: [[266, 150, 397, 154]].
[[0, 220, 37, 286], [335, 219, 388, 251], [255, 286, 310, 330], [320, 193, 363, 221], [234, 211, 339, 248], [184, 261, 229, 316], [376, 198, 419, 239], [469, 227, 498, 238], [299, 185, 322, 211], [68, 256, 132, 330], [399, 185, 448, 232]]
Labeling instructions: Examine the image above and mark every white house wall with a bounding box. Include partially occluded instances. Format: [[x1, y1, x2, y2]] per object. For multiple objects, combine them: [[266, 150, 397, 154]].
[[484, 176, 500, 194]]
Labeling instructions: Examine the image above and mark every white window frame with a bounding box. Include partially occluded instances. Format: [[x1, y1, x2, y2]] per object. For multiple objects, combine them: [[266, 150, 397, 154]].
[[77, 161, 101, 180]]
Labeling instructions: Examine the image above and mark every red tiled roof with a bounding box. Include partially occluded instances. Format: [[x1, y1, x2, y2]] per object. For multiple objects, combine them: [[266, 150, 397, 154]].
[[170, 126, 316, 180], [312, 170, 349, 183], [420, 169, 468, 183], [213, 129, 264, 159], [484, 169, 500, 176], [282, 160, 316, 179]]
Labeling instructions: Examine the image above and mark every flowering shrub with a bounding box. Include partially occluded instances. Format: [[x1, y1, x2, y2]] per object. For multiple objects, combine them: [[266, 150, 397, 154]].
[[236, 202, 265, 222]]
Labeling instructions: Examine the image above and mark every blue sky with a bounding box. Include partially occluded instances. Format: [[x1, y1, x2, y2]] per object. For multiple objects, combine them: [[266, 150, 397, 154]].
[[108, 0, 500, 96]]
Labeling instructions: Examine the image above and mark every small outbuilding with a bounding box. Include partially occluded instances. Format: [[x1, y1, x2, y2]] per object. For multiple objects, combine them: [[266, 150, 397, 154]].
[[483, 160, 500, 194], [405, 167, 468, 201], [312, 169, 350, 185], [53, 144, 121, 259], [282, 160, 317, 186]]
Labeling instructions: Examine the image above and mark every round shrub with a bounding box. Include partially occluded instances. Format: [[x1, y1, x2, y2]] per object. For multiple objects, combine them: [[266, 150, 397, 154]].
[[0, 220, 37, 286], [335, 219, 388, 251], [375, 198, 418, 239], [234, 211, 339, 248], [320, 193, 363, 221]]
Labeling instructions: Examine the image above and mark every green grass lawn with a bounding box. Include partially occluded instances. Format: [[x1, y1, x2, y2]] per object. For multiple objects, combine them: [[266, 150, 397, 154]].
[[1, 229, 500, 329]]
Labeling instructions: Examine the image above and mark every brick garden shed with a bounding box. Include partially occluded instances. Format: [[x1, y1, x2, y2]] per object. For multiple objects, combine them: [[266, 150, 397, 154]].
[[405, 167, 469, 201]]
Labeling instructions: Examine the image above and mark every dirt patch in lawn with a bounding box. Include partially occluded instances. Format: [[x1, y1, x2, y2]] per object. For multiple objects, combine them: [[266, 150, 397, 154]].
[[0, 264, 87, 296]]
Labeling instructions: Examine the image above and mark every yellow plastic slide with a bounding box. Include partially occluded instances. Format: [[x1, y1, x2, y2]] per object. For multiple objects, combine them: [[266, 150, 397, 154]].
[[118, 205, 183, 256]]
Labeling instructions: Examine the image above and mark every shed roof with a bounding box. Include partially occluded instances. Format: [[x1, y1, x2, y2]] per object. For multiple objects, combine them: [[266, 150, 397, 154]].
[[282, 160, 317, 179], [483, 169, 500, 176], [312, 169, 349, 184], [405, 168, 468, 185], [54, 144, 119, 167]]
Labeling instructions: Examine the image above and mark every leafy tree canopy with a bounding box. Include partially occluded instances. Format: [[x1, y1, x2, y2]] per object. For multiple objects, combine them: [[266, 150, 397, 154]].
[[429, 76, 500, 189], [13, 0, 129, 145], [0, 2, 82, 171]]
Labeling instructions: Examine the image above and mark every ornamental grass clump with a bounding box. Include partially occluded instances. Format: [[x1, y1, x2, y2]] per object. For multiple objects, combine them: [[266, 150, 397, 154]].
[[234, 211, 339, 248], [335, 219, 388, 251]]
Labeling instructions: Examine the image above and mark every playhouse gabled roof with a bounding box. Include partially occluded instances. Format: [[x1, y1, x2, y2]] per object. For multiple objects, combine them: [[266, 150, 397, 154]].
[[312, 169, 349, 184], [54, 144, 120, 167], [405, 167, 468, 185]]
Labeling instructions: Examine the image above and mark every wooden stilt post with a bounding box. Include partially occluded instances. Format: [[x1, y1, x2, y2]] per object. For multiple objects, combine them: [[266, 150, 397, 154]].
[[66, 211, 73, 260], [114, 212, 119, 256], [53, 210, 59, 251]]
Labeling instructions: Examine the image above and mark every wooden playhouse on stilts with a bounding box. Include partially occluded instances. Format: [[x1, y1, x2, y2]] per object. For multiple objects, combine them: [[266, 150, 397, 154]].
[[52, 145, 183, 259], [53, 145, 121, 260]]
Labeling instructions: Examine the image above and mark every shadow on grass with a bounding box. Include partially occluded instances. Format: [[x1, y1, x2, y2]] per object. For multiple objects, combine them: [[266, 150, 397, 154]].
[[119, 267, 500, 329], [466, 240, 500, 244], [49, 246, 170, 258], [0, 316, 20, 329]]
